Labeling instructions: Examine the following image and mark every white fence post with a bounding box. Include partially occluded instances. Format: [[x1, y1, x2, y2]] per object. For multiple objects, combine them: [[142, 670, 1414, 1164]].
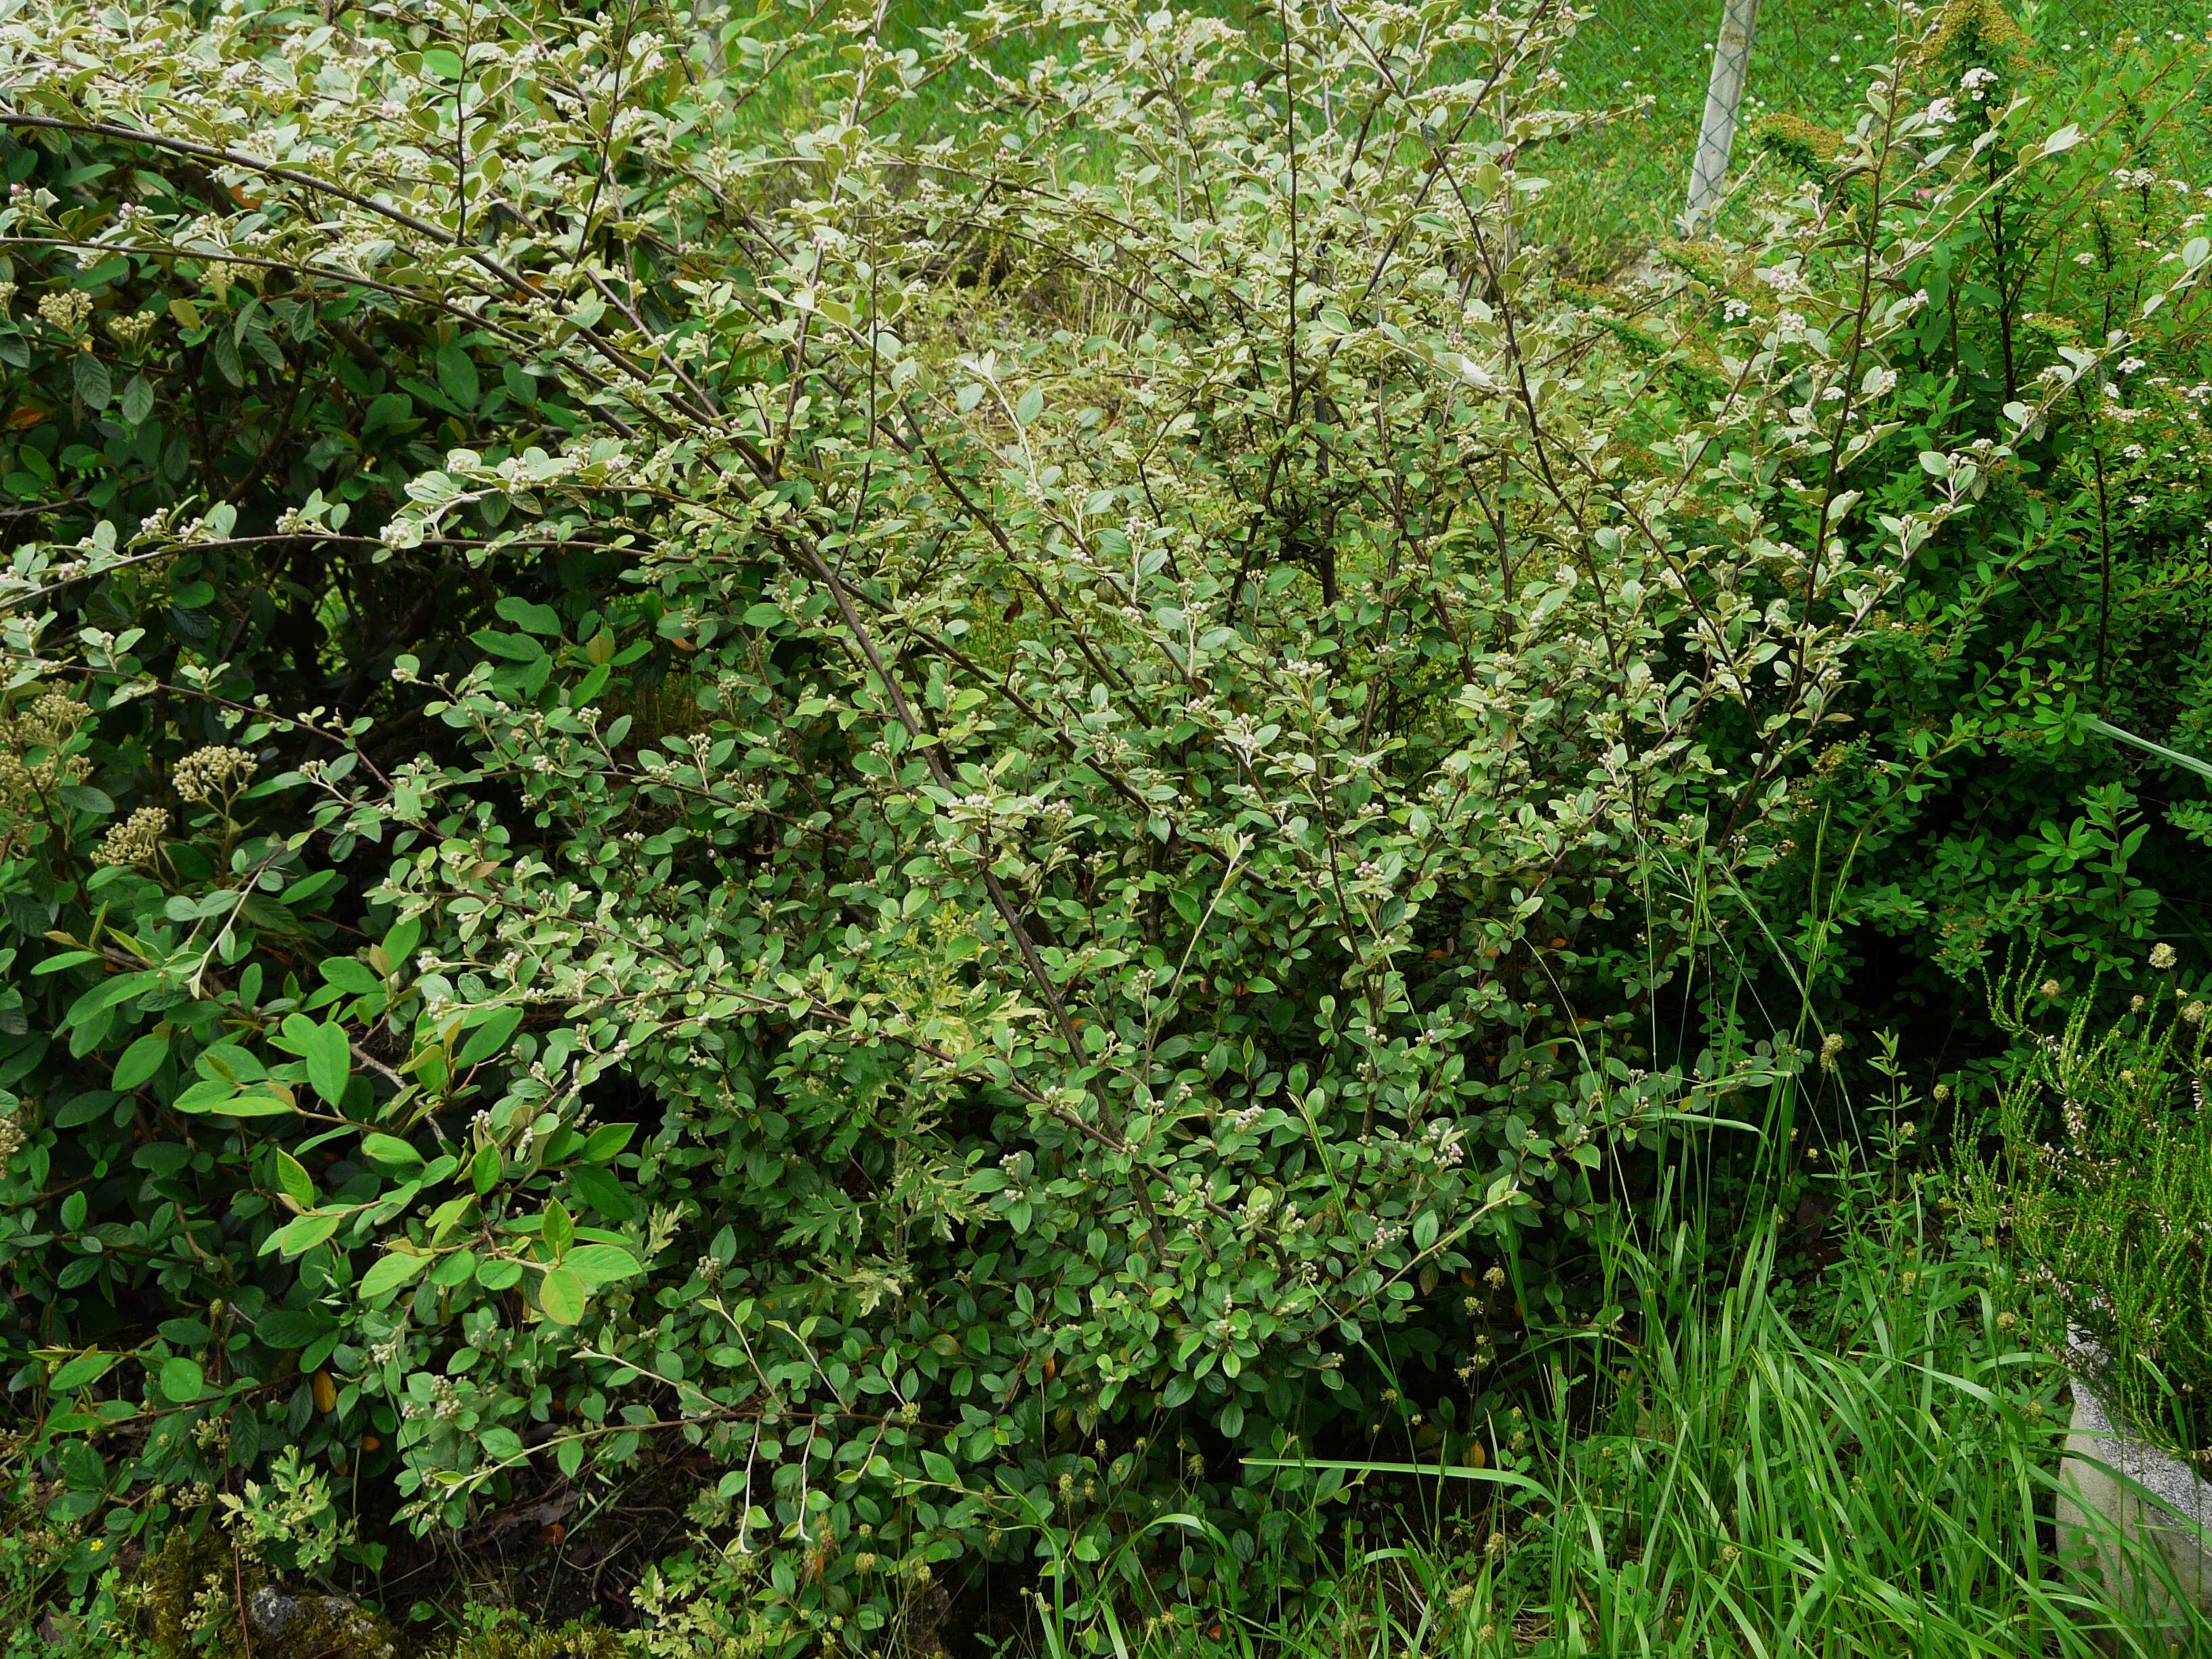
[[1683, 0, 1761, 233]]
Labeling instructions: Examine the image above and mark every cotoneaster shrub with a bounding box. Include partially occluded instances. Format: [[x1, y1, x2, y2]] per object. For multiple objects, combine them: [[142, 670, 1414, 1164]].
[[0, 0, 2188, 1641]]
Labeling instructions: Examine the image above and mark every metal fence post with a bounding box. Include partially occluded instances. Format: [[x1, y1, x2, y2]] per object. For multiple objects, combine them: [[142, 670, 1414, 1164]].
[[1683, 0, 1761, 232]]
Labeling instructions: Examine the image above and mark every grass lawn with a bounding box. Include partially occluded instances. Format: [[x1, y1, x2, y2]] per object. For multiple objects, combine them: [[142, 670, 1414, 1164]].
[[787, 0, 2208, 271]]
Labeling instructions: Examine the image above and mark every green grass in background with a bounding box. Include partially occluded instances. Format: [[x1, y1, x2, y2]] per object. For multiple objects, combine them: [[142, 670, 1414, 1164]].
[[1029, 1171, 2212, 1657], [797, 0, 2209, 272], [1536, 0, 2211, 268]]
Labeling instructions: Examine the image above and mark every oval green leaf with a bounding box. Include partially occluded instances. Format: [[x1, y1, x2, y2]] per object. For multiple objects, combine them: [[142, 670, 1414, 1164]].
[[538, 1267, 586, 1326]]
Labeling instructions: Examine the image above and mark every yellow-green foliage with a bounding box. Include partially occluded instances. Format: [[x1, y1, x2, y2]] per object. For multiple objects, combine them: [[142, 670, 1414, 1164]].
[[2014, 310, 2085, 380], [144, 1526, 230, 1658], [433, 1613, 633, 1659], [1555, 282, 1731, 406], [1653, 235, 1744, 294], [134, 1526, 403, 1659], [1752, 113, 1845, 182], [610, 670, 712, 750], [1913, 0, 2037, 81]]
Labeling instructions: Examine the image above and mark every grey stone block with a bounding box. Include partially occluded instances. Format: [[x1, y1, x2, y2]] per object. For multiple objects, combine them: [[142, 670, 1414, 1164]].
[[2056, 1361, 2212, 1635]]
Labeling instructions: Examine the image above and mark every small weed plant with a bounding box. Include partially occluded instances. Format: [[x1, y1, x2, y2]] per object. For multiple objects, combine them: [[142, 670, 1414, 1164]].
[[1965, 962, 2212, 1461]]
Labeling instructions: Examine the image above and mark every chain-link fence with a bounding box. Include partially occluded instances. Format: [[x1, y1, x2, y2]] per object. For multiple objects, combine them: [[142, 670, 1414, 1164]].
[[1539, 0, 2208, 271]]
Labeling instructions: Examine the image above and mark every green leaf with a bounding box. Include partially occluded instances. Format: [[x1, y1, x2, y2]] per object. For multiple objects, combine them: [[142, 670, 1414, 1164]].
[[319, 958, 381, 996], [743, 602, 784, 629], [120, 373, 154, 425], [234, 1091, 301, 1118], [538, 1267, 585, 1325], [49, 1351, 115, 1393], [74, 352, 112, 411], [436, 343, 480, 409], [58, 783, 113, 815], [255, 1309, 324, 1349], [457, 1006, 522, 1066], [580, 1122, 636, 1163], [565, 1243, 644, 1289], [567, 1162, 637, 1222], [422, 45, 464, 79], [1243, 1458, 1549, 1498], [360, 1251, 430, 1300], [283, 869, 342, 907], [360, 1133, 424, 1170], [68, 971, 156, 1028], [471, 629, 546, 663], [470, 1143, 502, 1196], [476, 1257, 524, 1291], [210, 329, 242, 387], [198, 1042, 267, 1084], [54, 1092, 117, 1128], [493, 596, 560, 635], [274, 1150, 316, 1210], [301, 1021, 350, 1108], [173, 1082, 294, 1118], [265, 1212, 340, 1258], [110, 1032, 169, 1092], [542, 1199, 574, 1259], [220, 1092, 297, 1118], [34, 951, 101, 976], [157, 1357, 205, 1403], [1015, 386, 1044, 426]]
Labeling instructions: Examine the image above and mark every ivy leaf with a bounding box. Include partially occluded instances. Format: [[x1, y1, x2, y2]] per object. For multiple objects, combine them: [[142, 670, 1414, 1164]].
[[538, 1267, 585, 1325]]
